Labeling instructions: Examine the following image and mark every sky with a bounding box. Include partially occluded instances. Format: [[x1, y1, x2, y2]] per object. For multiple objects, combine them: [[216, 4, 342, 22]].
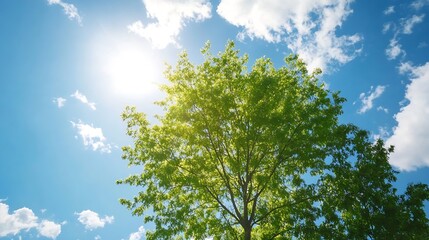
[[1, 0, 429, 239]]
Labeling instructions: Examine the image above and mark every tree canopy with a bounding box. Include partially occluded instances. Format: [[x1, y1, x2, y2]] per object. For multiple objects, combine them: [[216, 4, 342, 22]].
[[118, 41, 429, 239]]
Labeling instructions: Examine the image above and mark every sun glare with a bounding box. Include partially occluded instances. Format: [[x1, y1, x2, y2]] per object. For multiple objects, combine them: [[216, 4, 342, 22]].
[[103, 43, 159, 97]]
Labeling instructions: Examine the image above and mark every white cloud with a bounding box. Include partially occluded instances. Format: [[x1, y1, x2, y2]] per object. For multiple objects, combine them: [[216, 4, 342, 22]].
[[387, 62, 429, 171], [47, 0, 82, 25], [52, 97, 66, 108], [129, 226, 145, 240], [373, 127, 390, 142], [0, 203, 61, 239], [411, 0, 429, 10], [402, 14, 425, 34], [384, 6, 395, 15], [70, 120, 112, 153], [382, 6, 424, 61], [398, 61, 414, 75], [358, 85, 386, 114], [382, 23, 392, 34], [37, 220, 61, 239], [376, 106, 389, 113], [217, 0, 362, 73], [95, 235, 102, 240], [129, 0, 212, 49], [386, 38, 405, 60], [76, 210, 114, 230], [0, 203, 38, 237], [71, 90, 96, 110]]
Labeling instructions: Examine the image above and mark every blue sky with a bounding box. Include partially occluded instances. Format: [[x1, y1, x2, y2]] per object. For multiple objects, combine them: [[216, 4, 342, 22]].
[[1, 0, 429, 239]]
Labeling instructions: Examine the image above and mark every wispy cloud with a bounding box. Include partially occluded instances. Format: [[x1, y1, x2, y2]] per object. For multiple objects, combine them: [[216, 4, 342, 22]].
[[47, 0, 82, 25], [411, 0, 429, 10], [387, 61, 429, 171], [71, 90, 96, 110], [382, 23, 392, 34], [76, 210, 114, 230], [376, 106, 389, 113], [52, 97, 66, 108], [358, 85, 386, 114], [129, 226, 145, 240], [129, 0, 212, 49], [418, 41, 428, 48], [217, 0, 362, 73], [0, 202, 61, 239], [402, 14, 425, 34], [386, 38, 405, 60], [70, 120, 112, 153], [382, 3, 426, 61], [384, 6, 395, 15], [373, 127, 390, 142]]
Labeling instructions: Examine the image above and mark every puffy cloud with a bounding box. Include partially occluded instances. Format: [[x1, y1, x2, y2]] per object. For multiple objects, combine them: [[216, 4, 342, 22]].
[[387, 62, 429, 171], [398, 61, 414, 74], [0, 203, 61, 239], [37, 220, 61, 239], [71, 90, 96, 110], [52, 97, 66, 108], [70, 120, 112, 153], [402, 14, 425, 34], [386, 38, 405, 60], [47, 0, 82, 25], [129, 0, 212, 49], [358, 85, 386, 114], [0, 203, 38, 237], [217, 0, 362, 73], [384, 6, 395, 15], [76, 210, 114, 230], [129, 226, 145, 240]]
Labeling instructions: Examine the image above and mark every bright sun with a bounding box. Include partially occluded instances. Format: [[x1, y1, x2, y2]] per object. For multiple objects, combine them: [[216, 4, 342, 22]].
[[103, 42, 159, 97]]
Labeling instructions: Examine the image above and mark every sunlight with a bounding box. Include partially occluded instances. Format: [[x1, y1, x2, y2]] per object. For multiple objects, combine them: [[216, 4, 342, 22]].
[[101, 41, 160, 97]]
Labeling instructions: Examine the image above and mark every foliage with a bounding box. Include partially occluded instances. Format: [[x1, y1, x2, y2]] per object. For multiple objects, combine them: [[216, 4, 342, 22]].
[[118, 41, 429, 239]]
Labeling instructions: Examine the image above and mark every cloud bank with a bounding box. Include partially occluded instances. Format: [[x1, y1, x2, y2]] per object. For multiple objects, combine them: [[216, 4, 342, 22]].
[[387, 62, 429, 171], [217, 0, 362, 72]]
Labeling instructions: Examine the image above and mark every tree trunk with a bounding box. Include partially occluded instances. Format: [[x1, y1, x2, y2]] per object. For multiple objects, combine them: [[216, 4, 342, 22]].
[[244, 225, 251, 240]]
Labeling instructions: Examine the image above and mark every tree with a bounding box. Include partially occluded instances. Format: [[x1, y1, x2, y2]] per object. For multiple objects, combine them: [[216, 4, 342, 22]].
[[117, 41, 429, 239]]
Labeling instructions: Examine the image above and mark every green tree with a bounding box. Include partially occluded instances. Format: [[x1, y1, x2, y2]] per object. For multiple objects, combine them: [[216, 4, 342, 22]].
[[118, 41, 429, 239]]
